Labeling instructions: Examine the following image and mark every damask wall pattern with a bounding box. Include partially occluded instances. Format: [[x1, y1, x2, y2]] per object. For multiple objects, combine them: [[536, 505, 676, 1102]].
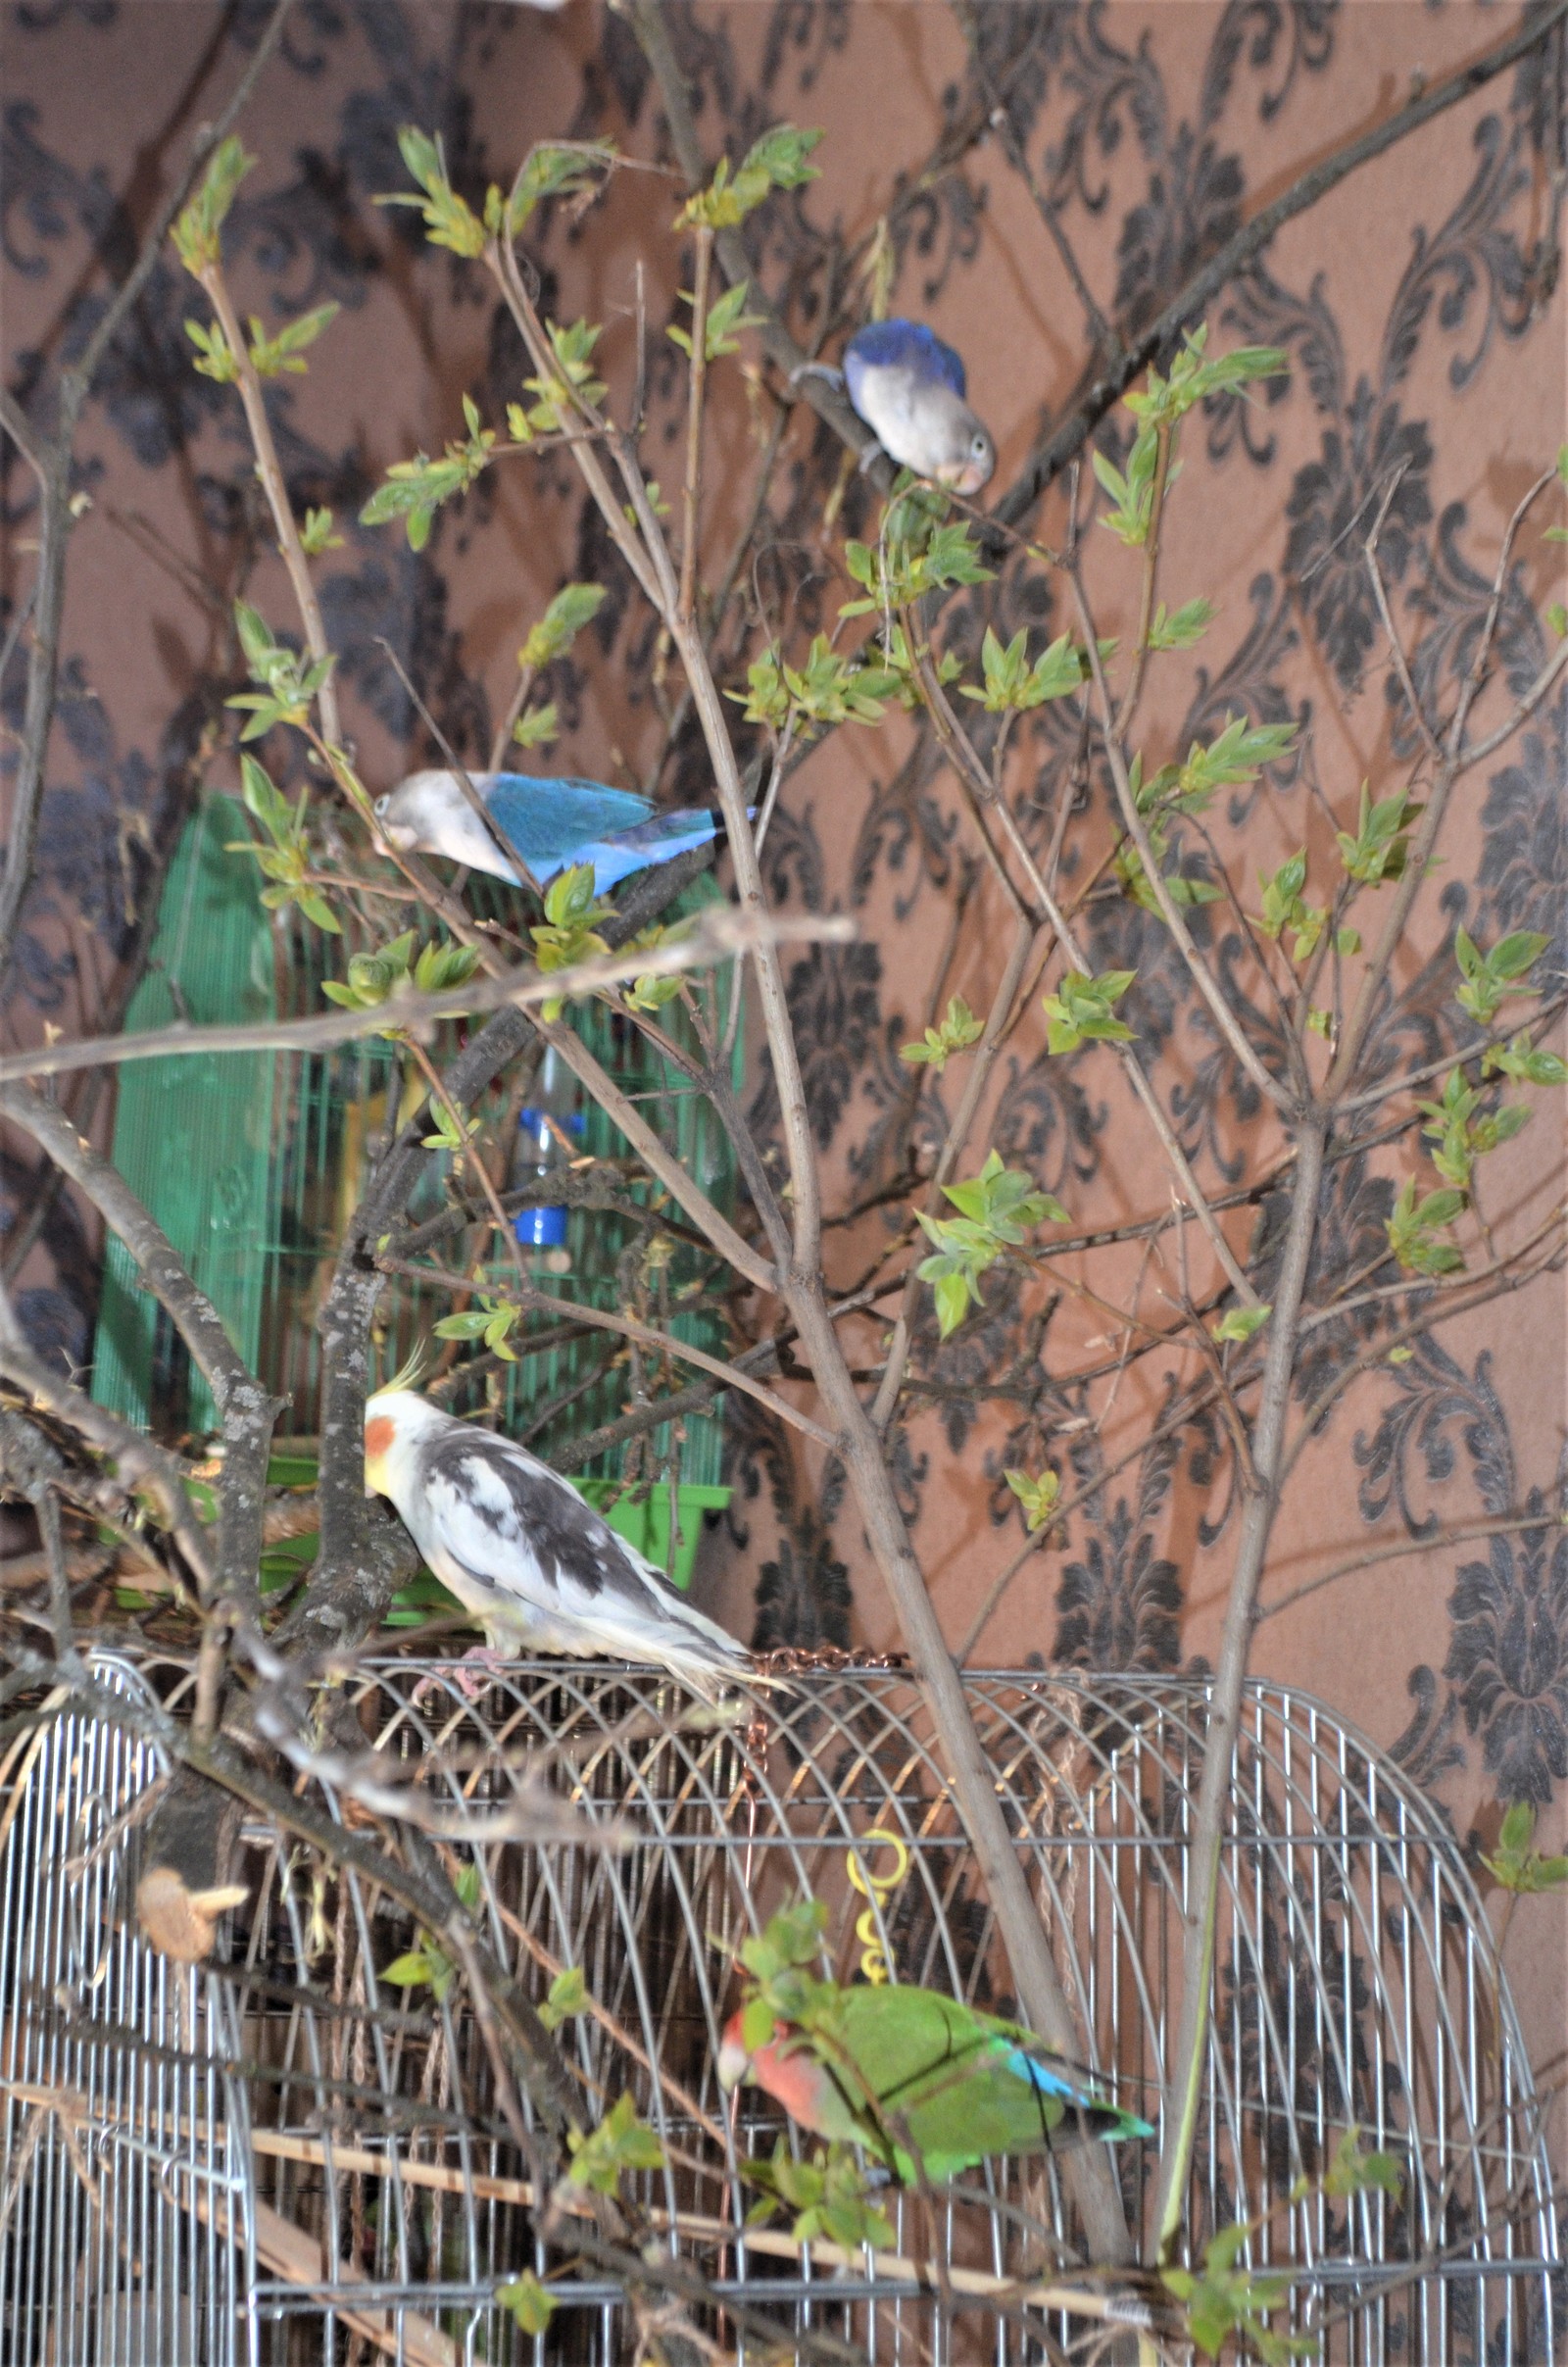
[[2, 0, 1564, 2147]]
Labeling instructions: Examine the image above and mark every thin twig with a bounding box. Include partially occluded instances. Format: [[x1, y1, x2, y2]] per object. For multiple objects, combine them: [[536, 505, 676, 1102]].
[[678, 225, 714, 625], [1258, 1513, 1565, 1626], [197, 257, 341, 747]]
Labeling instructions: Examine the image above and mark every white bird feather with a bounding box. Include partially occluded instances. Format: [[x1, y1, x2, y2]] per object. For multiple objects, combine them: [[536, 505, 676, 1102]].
[[365, 1389, 753, 1699]]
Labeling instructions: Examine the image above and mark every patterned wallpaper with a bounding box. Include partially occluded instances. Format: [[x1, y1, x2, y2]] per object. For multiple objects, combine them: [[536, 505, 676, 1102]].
[[3, 0, 1564, 2119]]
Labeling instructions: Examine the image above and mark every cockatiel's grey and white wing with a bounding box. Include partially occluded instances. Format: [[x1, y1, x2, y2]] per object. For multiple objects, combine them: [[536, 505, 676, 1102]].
[[411, 1419, 750, 1697]]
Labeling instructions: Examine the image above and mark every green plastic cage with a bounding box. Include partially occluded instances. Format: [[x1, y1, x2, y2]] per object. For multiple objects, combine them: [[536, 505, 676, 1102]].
[[92, 798, 278, 1438], [91, 795, 743, 1585]]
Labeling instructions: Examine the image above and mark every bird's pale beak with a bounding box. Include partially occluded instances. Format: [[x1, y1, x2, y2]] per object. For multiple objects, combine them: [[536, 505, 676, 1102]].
[[716, 2034, 750, 2094], [380, 820, 417, 852], [943, 453, 993, 497]]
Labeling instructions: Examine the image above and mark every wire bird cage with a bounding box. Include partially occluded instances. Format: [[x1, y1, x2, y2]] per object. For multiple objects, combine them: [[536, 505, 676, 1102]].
[[90, 796, 743, 1570], [0, 1656, 1558, 2365]]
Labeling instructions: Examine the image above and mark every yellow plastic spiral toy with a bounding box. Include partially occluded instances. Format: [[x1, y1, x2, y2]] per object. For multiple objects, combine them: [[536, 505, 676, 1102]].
[[845, 1826, 909, 1985]]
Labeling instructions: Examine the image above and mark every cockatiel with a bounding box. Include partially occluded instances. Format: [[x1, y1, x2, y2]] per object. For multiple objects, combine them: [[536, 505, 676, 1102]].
[[373, 769, 734, 895], [718, 1985, 1151, 2183], [841, 319, 995, 494], [364, 1388, 752, 1698]]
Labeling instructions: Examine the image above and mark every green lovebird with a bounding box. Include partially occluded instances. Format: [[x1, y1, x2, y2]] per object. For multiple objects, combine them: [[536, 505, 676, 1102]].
[[719, 1979, 1152, 2184]]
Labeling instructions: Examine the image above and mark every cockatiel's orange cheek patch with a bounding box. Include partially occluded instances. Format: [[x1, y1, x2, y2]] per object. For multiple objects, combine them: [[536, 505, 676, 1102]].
[[365, 1416, 395, 1465]]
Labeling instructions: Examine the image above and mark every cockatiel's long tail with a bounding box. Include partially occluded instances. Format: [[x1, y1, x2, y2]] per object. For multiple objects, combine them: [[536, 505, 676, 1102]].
[[364, 1388, 753, 1699]]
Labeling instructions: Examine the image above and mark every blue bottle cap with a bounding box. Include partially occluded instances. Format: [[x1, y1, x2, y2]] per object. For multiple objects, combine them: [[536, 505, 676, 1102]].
[[514, 1205, 569, 1249], [517, 1107, 586, 1139]]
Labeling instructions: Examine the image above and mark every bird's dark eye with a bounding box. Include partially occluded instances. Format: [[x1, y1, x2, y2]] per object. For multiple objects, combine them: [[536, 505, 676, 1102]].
[[972, 433, 989, 457], [373, 794, 389, 816]]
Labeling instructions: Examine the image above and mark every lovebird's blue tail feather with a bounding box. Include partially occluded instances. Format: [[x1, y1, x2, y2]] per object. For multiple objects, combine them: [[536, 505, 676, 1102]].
[[482, 776, 740, 893]]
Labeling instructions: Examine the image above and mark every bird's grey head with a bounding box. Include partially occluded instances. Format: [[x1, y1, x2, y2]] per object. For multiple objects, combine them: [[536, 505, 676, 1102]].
[[373, 778, 421, 853], [938, 408, 995, 497]]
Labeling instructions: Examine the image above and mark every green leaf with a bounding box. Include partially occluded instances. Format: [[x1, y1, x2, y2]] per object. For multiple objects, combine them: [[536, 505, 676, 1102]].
[[1094, 429, 1158, 546], [1212, 1304, 1271, 1344], [1147, 596, 1214, 651], [518, 582, 608, 671], [247, 302, 340, 380], [361, 401, 496, 548], [171, 135, 255, 275], [539, 1964, 590, 2031], [1042, 966, 1136, 1057], [930, 1266, 974, 1340], [1453, 926, 1548, 1025], [234, 600, 277, 675], [508, 139, 616, 235], [378, 125, 487, 257], [899, 994, 984, 1073], [1336, 781, 1423, 887], [678, 123, 823, 228], [1322, 2127, 1404, 2199], [959, 626, 1094, 713], [1482, 1032, 1568, 1086], [1123, 325, 1288, 428], [433, 1310, 493, 1341], [916, 1152, 1067, 1337], [497, 2274, 556, 2337], [1004, 1467, 1060, 1533], [531, 863, 613, 1012], [514, 318, 608, 435], [381, 1949, 434, 1988], [296, 889, 341, 935], [670, 275, 766, 360], [184, 317, 237, 382], [1387, 1176, 1466, 1277], [565, 2095, 664, 2194], [299, 506, 343, 556], [512, 702, 560, 749], [1482, 1798, 1568, 1894], [1500, 1801, 1535, 1855], [413, 940, 482, 994]]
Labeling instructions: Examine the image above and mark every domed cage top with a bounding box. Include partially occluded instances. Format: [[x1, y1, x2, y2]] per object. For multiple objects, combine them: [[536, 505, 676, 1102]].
[[0, 1655, 1557, 2365]]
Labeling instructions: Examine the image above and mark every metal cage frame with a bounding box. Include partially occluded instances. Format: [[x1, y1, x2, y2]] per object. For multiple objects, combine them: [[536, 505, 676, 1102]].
[[0, 1652, 1558, 2364]]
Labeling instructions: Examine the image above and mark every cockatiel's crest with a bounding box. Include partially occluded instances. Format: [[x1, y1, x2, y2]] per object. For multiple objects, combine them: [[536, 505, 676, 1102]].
[[363, 1388, 753, 1699]]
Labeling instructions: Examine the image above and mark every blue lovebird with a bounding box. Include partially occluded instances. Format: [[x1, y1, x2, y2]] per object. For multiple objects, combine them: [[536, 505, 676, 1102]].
[[374, 769, 735, 895], [838, 319, 995, 493]]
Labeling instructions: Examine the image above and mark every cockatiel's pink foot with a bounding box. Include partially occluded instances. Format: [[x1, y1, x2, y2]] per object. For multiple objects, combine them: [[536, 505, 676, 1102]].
[[411, 1646, 508, 1707]]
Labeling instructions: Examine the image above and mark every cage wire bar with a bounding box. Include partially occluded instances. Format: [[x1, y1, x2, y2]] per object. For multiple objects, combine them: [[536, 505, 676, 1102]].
[[0, 1656, 1557, 2364], [0, 1657, 251, 2366]]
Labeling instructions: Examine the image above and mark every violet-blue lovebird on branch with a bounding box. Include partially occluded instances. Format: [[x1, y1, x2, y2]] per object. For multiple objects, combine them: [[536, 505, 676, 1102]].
[[364, 1388, 755, 1699], [834, 318, 996, 493], [374, 769, 736, 894]]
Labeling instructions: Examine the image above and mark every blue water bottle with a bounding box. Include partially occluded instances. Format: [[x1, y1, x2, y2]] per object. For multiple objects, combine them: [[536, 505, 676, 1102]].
[[511, 1046, 581, 1275]]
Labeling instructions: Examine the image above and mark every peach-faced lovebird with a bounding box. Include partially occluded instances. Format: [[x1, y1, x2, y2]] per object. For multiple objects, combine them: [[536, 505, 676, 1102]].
[[374, 769, 734, 894], [841, 319, 995, 494], [364, 1388, 752, 1698], [718, 1985, 1151, 2184]]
